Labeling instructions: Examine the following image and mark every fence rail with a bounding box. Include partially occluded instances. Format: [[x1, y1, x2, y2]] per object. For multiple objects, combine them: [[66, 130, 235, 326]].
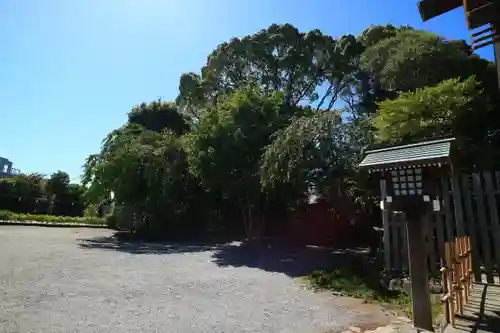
[[381, 170, 500, 282], [440, 236, 473, 328]]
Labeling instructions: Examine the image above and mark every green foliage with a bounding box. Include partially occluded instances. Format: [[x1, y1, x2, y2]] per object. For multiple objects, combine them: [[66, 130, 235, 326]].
[[46, 171, 70, 197], [177, 23, 363, 111], [0, 172, 86, 217], [184, 87, 296, 238], [84, 204, 99, 218], [128, 99, 190, 135], [372, 76, 500, 169], [82, 22, 500, 241], [185, 87, 288, 190], [83, 101, 206, 237], [306, 267, 442, 319], [307, 268, 386, 299], [261, 111, 345, 193], [358, 24, 414, 48], [373, 76, 481, 142], [45, 171, 86, 216], [361, 29, 474, 92], [0, 174, 45, 213], [0, 171, 90, 219], [0, 210, 104, 225]]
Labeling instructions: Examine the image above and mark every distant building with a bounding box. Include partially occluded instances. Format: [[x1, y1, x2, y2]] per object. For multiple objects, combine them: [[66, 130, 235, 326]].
[[0, 157, 20, 178]]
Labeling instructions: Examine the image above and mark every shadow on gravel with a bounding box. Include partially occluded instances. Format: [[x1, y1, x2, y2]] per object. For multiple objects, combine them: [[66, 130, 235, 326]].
[[77, 233, 227, 255], [210, 242, 370, 278], [78, 232, 370, 277]]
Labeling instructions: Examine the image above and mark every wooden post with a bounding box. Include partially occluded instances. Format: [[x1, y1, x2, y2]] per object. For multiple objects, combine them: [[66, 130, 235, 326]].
[[494, 36, 500, 92], [440, 260, 450, 326], [380, 179, 391, 273], [405, 212, 434, 332], [444, 242, 455, 327], [459, 237, 468, 304], [467, 237, 473, 295], [472, 173, 494, 283], [483, 172, 500, 273], [451, 239, 462, 316], [461, 175, 482, 282]]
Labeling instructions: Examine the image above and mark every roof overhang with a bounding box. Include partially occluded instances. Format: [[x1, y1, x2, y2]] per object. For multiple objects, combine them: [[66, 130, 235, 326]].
[[359, 137, 455, 172], [418, 0, 462, 21], [419, 0, 497, 29]]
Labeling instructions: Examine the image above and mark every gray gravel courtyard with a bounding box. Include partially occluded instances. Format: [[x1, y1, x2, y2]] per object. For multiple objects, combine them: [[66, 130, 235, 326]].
[[0, 226, 393, 333]]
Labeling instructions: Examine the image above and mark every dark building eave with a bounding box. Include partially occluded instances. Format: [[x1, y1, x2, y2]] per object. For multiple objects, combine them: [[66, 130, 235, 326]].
[[418, 0, 462, 21]]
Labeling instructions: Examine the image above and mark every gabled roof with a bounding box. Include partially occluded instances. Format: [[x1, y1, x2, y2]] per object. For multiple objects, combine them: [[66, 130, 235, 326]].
[[359, 137, 455, 170]]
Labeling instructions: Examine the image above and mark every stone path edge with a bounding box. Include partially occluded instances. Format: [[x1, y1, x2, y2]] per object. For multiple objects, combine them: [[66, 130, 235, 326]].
[[0, 220, 107, 228]]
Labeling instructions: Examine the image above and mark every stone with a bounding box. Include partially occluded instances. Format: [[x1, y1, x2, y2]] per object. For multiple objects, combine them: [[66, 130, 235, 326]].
[[390, 277, 444, 295], [389, 278, 404, 291], [429, 283, 443, 294], [396, 317, 411, 323], [349, 326, 363, 333]]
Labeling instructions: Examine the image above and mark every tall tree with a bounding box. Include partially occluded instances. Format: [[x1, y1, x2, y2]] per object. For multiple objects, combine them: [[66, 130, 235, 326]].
[[83, 101, 202, 236], [46, 171, 70, 198], [177, 24, 362, 112], [359, 27, 496, 94], [372, 76, 500, 170], [260, 111, 350, 198], [127, 100, 189, 135], [0, 173, 46, 213], [184, 87, 296, 240]]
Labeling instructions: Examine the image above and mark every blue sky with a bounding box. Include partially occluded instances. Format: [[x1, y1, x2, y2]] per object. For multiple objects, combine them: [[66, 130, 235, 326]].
[[0, 0, 495, 182]]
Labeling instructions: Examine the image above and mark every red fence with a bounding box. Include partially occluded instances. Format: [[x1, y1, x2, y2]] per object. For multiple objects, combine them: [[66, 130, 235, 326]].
[[284, 201, 379, 246]]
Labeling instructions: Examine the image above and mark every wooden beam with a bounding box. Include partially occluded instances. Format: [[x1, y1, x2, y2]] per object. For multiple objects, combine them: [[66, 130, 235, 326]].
[[466, 2, 498, 29], [472, 36, 500, 50], [418, 0, 462, 21]]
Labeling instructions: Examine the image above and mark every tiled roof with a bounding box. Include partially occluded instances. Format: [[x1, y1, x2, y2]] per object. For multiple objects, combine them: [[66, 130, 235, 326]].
[[359, 137, 455, 169]]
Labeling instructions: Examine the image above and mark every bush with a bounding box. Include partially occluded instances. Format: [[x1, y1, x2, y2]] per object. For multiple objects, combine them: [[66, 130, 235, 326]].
[[305, 262, 442, 320], [0, 210, 105, 225], [84, 205, 99, 218]]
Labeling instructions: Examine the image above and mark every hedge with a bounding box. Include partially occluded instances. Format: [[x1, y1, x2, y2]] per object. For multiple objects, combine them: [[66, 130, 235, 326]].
[[0, 210, 106, 227]]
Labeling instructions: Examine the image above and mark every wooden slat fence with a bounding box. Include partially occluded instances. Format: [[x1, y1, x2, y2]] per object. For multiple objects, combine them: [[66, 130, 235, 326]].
[[381, 170, 500, 282], [440, 236, 473, 328]]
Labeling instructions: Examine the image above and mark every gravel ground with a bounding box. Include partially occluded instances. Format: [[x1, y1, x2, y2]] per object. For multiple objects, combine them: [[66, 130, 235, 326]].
[[0, 227, 393, 333]]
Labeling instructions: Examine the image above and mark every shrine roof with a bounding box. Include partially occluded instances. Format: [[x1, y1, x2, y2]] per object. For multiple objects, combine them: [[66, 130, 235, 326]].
[[359, 137, 455, 170]]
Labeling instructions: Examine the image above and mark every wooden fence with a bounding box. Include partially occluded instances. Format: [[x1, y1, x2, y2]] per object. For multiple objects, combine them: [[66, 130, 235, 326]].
[[441, 236, 473, 328], [381, 170, 500, 282]]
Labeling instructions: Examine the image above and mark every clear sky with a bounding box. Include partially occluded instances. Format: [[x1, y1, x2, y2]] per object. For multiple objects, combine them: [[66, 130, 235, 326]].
[[0, 0, 495, 182]]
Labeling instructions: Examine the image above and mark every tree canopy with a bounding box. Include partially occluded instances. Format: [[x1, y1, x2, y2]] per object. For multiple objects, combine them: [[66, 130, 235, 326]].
[[82, 23, 500, 240], [0, 170, 86, 217]]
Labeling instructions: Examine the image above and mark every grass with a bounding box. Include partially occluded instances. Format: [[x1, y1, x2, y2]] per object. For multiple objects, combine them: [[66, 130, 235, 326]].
[[304, 260, 442, 321], [0, 210, 106, 227]]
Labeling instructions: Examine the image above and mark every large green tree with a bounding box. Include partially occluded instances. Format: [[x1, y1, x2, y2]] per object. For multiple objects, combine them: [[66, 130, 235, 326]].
[[82, 22, 500, 242], [373, 76, 500, 169], [0, 171, 86, 216], [176, 24, 363, 116], [128, 99, 190, 134], [83, 101, 203, 237], [0, 174, 45, 213], [184, 87, 298, 240]]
